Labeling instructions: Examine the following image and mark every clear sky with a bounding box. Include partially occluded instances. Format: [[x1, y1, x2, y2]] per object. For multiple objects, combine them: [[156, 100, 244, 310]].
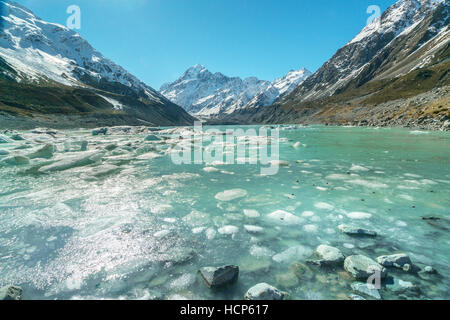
[[14, 0, 396, 89]]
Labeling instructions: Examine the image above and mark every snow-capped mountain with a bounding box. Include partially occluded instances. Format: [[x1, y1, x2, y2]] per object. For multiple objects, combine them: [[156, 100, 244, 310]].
[[247, 0, 449, 126], [281, 0, 448, 104], [160, 65, 310, 117], [244, 68, 312, 110], [0, 1, 195, 126]]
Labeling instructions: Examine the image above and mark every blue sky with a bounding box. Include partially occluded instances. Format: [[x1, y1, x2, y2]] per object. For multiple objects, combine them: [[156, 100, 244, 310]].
[[14, 0, 396, 89]]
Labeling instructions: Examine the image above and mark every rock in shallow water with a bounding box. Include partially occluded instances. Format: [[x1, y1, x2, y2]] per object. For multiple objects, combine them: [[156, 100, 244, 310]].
[[198, 265, 239, 288], [312, 245, 345, 266], [0, 285, 22, 300], [376, 253, 412, 269], [338, 224, 377, 237], [344, 255, 387, 280], [351, 282, 381, 300], [244, 283, 286, 300]]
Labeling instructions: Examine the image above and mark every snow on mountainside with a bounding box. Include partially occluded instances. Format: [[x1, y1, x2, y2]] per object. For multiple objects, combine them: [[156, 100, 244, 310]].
[[160, 65, 311, 117], [0, 1, 163, 102]]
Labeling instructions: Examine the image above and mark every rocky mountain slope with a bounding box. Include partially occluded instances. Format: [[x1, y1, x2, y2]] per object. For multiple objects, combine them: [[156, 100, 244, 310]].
[[243, 0, 449, 130], [160, 65, 311, 118], [0, 1, 195, 128]]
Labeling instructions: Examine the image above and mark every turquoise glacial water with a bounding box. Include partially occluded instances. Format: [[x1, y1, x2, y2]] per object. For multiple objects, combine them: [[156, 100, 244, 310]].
[[0, 125, 449, 300]]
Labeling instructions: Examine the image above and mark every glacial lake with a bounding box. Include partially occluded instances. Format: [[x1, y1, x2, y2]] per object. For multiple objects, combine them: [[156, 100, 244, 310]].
[[0, 125, 449, 300]]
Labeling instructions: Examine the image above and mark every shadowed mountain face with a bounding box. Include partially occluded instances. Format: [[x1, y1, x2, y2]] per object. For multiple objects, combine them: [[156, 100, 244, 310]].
[[0, 1, 196, 128], [239, 0, 449, 129]]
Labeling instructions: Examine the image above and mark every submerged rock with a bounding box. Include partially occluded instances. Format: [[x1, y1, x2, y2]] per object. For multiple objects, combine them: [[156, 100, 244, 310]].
[[338, 224, 377, 237], [344, 255, 387, 280], [244, 283, 286, 300], [92, 128, 108, 136], [376, 253, 412, 269], [0, 285, 22, 300], [198, 265, 239, 288], [351, 282, 381, 300], [311, 245, 345, 266], [385, 277, 418, 295], [290, 262, 314, 281]]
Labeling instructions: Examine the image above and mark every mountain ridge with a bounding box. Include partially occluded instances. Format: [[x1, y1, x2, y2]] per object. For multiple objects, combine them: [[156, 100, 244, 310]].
[[0, 0, 196, 128], [160, 64, 311, 117]]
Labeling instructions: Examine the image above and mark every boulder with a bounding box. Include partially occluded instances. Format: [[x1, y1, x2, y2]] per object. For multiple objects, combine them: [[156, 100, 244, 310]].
[[313, 245, 345, 266], [0, 285, 22, 300], [338, 224, 377, 237], [344, 255, 387, 280], [376, 253, 412, 268], [198, 265, 239, 288], [244, 283, 286, 300], [92, 128, 108, 136]]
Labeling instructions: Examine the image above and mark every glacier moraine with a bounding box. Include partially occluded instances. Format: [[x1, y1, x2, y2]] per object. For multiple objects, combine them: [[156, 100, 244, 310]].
[[0, 125, 449, 300]]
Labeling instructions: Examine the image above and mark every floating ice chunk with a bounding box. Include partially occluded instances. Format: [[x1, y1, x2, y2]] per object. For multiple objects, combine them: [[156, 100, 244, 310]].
[[344, 243, 355, 249], [203, 167, 219, 172], [404, 173, 422, 178], [154, 230, 172, 239], [272, 245, 313, 263], [395, 220, 407, 227], [302, 211, 314, 217], [87, 164, 120, 178], [183, 210, 210, 227], [192, 227, 206, 234], [205, 228, 216, 240], [303, 224, 318, 233], [326, 174, 349, 180], [293, 142, 304, 149], [136, 152, 162, 160], [250, 245, 275, 257], [399, 194, 414, 201], [316, 187, 327, 191], [38, 151, 103, 173], [348, 179, 388, 189], [244, 209, 260, 218], [347, 212, 372, 219], [151, 204, 174, 215], [244, 225, 264, 234], [350, 165, 370, 172], [266, 210, 302, 225], [26, 144, 55, 159], [314, 202, 334, 210], [1, 155, 30, 166], [218, 225, 239, 235], [215, 189, 248, 201]]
